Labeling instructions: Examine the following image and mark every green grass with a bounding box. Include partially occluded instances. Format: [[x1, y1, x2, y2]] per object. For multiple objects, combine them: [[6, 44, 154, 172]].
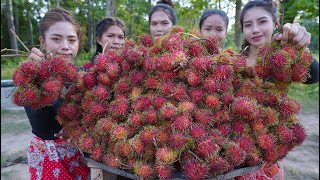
[[288, 82, 319, 114], [1, 121, 31, 135]]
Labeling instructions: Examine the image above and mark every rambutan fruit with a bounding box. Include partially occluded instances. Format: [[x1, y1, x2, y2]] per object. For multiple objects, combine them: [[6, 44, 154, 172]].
[[106, 62, 121, 79], [232, 121, 248, 135], [168, 132, 191, 151], [142, 56, 155, 71], [141, 34, 153, 47], [97, 72, 112, 86], [79, 133, 94, 153], [270, 50, 292, 69], [213, 64, 233, 80], [110, 124, 129, 141], [231, 97, 259, 121], [128, 112, 143, 127], [109, 98, 130, 118], [103, 154, 121, 168], [140, 126, 157, 144], [20, 60, 40, 75], [172, 115, 192, 132], [263, 148, 279, 164], [257, 134, 275, 151], [173, 84, 189, 101], [156, 147, 179, 164], [276, 124, 294, 144], [188, 42, 206, 58], [144, 76, 159, 89], [193, 108, 213, 126], [92, 85, 110, 101], [251, 119, 267, 135], [291, 63, 309, 82], [196, 137, 220, 158], [142, 109, 158, 125], [300, 49, 313, 66], [130, 137, 145, 156], [189, 89, 204, 103], [153, 96, 166, 109], [12, 69, 32, 86], [42, 79, 63, 94], [130, 71, 147, 86], [290, 123, 307, 145], [113, 77, 132, 95], [272, 69, 292, 82], [90, 102, 106, 116], [278, 97, 301, 117], [155, 163, 174, 179], [205, 94, 221, 110], [189, 123, 207, 139], [186, 69, 202, 87], [178, 101, 196, 114], [244, 150, 262, 167], [223, 142, 246, 167], [91, 146, 104, 162], [159, 81, 175, 96], [263, 107, 279, 126], [94, 54, 109, 72], [133, 162, 154, 179], [204, 35, 219, 55], [83, 72, 97, 89], [191, 56, 213, 72], [160, 103, 177, 120], [182, 159, 209, 180], [203, 77, 219, 93], [235, 136, 255, 153], [95, 118, 115, 135], [209, 155, 232, 175], [115, 141, 131, 158], [133, 96, 152, 111], [156, 128, 170, 146]]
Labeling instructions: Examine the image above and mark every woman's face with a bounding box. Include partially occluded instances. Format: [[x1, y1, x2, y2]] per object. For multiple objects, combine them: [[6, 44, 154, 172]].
[[200, 14, 227, 47], [242, 7, 275, 49], [97, 25, 125, 53], [150, 10, 173, 39], [40, 22, 79, 62]]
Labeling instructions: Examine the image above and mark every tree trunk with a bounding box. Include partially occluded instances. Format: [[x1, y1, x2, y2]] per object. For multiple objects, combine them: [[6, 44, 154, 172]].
[[87, 0, 93, 51], [106, 0, 114, 16], [27, 9, 34, 47], [5, 0, 18, 53], [234, 0, 242, 49], [56, 0, 61, 8], [14, 2, 19, 35]]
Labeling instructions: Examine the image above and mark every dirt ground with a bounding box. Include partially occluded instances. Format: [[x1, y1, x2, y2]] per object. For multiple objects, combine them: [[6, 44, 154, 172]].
[[1, 107, 319, 180]]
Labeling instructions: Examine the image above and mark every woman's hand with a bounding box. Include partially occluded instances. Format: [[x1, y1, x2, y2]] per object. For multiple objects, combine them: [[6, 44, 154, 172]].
[[273, 23, 311, 50], [28, 47, 45, 61], [54, 128, 70, 141]]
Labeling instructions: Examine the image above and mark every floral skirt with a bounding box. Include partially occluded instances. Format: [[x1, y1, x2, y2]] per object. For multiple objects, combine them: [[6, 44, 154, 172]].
[[235, 161, 284, 180], [28, 135, 90, 180]]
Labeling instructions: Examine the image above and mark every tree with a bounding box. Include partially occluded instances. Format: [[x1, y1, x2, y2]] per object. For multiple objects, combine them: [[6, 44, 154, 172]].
[[5, 0, 18, 53], [234, 0, 242, 49], [106, 0, 115, 16]]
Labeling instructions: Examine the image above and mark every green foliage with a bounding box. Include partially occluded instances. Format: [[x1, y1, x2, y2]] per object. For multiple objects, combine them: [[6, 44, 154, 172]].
[[288, 83, 319, 114]]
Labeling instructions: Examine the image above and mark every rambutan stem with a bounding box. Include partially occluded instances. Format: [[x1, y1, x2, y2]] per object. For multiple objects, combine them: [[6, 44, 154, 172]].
[[188, 150, 202, 162], [7, 87, 16, 98], [177, 32, 201, 39]]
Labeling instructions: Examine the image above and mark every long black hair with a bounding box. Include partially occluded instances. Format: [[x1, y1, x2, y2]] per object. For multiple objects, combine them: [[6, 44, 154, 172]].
[[148, 0, 177, 25]]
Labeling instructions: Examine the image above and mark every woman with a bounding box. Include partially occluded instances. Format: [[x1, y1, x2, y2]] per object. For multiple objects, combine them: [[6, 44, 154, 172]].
[[148, 0, 177, 40], [86, 16, 126, 66], [199, 9, 229, 49], [235, 0, 318, 179], [25, 8, 90, 179]]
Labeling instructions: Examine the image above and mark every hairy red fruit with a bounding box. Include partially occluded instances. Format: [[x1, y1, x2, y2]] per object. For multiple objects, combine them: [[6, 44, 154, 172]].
[[257, 134, 275, 151], [279, 98, 301, 117], [209, 156, 232, 175], [83, 72, 97, 89], [186, 69, 202, 87], [161, 103, 177, 120], [173, 84, 189, 101], [134, 162, 154, 179], [224, 142, 245, 167], [182, 159, 209, 180], [191, 56, 213, 71], [141, 34, 153, 47], [144, 76, 159, 89], [90, 102, 106, 116], [91, 146, 104, 162], [156, 164, 174, 179], [159, 81, 175, 96], [196, 137, 220, 158], [169, 132, 189, 150], [172, 115, 191, 131], [109, 98, 130, 118], [205, 94, 220, 110], [270, 51, 291, 69], [193, 108, 213, 125], [189, 89, 204, 103], [130, 71, 146, 86], [12, 69, 32, 86], [140, 127, 157, 144], [110, 124, 129, 141], [190, 123, 207, 139], [203, 77, 219, 93], [156, 147, 178, 164], [276, 125, 294, 144], [79, 134, 94, 153], [290, 123, 307, 145], [188, 43, 205, 57], [133, 96, 152, 111], [153, 96, 166, 109], [142, 109, 158, 124]]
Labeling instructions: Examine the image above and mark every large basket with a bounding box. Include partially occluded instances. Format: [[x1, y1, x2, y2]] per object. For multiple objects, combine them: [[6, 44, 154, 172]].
[[85, 157, 263, 180]]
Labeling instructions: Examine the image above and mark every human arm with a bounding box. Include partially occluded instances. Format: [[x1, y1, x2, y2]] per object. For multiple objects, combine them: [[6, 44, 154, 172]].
[[304, 58, 319, 84]]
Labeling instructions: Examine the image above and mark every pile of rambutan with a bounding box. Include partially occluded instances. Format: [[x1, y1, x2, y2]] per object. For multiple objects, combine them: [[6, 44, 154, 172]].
[[12, 56, 78, 109], [26, 26, 311, 179]]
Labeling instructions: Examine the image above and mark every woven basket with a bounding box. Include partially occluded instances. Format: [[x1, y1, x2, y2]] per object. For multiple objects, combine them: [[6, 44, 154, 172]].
[[85, 157, 263, 180]]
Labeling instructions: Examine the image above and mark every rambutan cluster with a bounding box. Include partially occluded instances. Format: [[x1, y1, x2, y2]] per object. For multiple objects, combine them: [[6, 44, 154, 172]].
[[255, 41, 313, 89], [56, 27, 307, 179], [12, 57, 78, 109]]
